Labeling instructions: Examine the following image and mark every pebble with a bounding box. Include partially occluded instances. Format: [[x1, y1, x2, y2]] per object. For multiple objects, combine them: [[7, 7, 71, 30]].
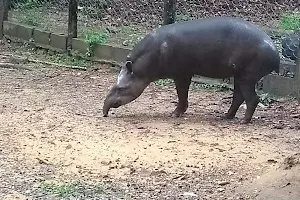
[[183, 192, 198, 197], [218, 181, 230, 186]]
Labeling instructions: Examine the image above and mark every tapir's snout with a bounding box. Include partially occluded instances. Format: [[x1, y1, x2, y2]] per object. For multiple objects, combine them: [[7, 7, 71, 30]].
[[102, 81, 149, 117], [102, 97, 111, 117], [102, 89, 117, 117]]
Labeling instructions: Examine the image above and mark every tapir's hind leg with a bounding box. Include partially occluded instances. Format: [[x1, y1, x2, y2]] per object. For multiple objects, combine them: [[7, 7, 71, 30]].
[[171, 76, 192, 117], [224, 78, 245, 119], [239, 82, 260, 124]]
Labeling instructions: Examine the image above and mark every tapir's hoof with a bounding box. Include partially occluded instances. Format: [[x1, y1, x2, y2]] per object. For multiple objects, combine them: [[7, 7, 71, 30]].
[[222, 113, 235, 120], [241, 119, 251, 124], [170, 110, 184, 118]]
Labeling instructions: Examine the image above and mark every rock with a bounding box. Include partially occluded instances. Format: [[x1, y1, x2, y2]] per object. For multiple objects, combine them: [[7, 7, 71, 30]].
[[122, 40, 129, 46], [106, 27, 118, 34], [25, 190, 31, 194], [273, 124, 284, 129], [291, 114, 300, 119], [227, 171, 234, 176], [4, 193, 27, 200], [10, 56, 29, 64], [218, 181, 230, 186], [183, 192, 198, 197]]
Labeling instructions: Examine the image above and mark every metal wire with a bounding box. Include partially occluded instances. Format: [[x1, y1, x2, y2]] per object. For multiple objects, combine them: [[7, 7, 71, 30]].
[[6, 0, 300, 67], [8, 0, 69, 34]]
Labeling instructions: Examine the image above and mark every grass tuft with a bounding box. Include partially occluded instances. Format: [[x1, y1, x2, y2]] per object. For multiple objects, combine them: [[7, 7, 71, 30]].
[[84, 30, 110, 45], [279, 12, 300, 31], [41, 181, 107, 198]]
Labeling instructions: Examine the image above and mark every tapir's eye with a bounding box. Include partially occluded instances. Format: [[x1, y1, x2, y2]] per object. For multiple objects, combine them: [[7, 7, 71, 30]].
[[117, 87, 127, 92]]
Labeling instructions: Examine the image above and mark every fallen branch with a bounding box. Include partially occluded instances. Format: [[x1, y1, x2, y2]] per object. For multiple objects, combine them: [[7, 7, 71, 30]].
[[36, 157, 52, 165], [0, 63, 32, 71], [28, 58, 88, 70], [0, 52, 123, 70], [0, 52, 87, 70]]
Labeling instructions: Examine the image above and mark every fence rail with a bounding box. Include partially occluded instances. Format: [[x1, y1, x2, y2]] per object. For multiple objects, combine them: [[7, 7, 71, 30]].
[[0, 0, 300, 98]]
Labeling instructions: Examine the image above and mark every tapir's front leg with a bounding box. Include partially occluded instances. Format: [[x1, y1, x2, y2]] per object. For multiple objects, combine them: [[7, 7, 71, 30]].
[[171, 76, 192, 117]]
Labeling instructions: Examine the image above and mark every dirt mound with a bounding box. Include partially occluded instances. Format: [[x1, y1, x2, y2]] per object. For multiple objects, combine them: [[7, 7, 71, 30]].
[[281, 153, 300, 170], [237, 153, 300, 200]]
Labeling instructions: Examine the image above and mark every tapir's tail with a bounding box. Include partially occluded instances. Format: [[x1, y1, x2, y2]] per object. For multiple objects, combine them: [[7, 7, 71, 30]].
[[273, 61, 280, 74], [271, 51, 280, 74]]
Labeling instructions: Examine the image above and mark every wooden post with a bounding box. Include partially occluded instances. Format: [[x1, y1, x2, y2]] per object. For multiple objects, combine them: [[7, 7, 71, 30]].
[[0, 0, 9, 39], [67, 0, 78, 48], [296, 32, 300, 100], [163, 0, 176, 25]]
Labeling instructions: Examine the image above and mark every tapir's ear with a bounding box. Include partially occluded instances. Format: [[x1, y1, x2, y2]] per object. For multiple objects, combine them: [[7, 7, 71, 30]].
[[125, 61, 133, 74]]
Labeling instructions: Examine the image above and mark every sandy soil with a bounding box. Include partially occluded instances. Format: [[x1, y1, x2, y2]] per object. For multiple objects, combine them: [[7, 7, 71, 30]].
[[0, 43, 300, 199]]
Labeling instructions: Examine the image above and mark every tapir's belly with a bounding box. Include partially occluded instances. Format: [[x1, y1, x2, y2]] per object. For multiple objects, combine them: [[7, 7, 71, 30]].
[[192, 63, 235, 78], [167, 49, 243, 79]]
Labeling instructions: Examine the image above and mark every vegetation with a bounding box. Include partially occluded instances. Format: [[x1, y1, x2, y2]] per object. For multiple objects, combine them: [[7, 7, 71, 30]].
[[41, 181, 106, 198], [14, 0, 42, 9], [279, 12, 300, 31], [84, 30, 110, 45], [15, 43, 91, 68], [10, 0, 52, 30], [84, 30, 110, 56], [154, 79, 174, 86], [153, 78, 232, 92], [20, 8, 45, 27], [190, 82, 232, 92]]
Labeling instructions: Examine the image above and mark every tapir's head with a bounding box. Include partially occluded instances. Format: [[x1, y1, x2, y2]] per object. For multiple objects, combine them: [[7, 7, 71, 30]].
[[102, 59, 151, 117]]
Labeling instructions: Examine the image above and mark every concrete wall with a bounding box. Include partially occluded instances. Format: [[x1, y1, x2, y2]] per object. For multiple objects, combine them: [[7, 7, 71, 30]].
[[263, 74, 298, 97], [1, 20, 300, 99], [2, 21, 131, 64]]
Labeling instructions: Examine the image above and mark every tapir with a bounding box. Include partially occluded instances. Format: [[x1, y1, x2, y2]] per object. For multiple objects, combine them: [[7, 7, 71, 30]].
[[103, 17, 280, 124]]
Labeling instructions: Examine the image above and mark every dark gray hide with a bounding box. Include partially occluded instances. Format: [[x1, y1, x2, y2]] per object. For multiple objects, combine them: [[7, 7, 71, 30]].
[[103, 16, 280, 124]]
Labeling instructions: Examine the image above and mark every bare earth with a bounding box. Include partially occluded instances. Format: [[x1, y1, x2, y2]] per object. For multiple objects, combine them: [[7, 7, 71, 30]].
[[0, 43, 300, 200]]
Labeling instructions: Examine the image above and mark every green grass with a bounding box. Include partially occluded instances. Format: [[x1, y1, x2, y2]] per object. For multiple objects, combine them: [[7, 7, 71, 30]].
[[19, 7, 45, 27], [36, 50, 90, 67], [256, 91, 295, 105], [84, 30, 110, 45], [42, 182, 79, 197], [83, 29, 111, 57], [16, 43, 91, 68], [190, 82, 232, 92], [279, 12, 300, 31], [51, 54, 90, 67], [153, 78, 232, 92], [12, 0, 48, 28], [154, 79, 174, 86], [15, 0, 41, 9], [78, 24, 148, 48], [41, 181, 106, 198]]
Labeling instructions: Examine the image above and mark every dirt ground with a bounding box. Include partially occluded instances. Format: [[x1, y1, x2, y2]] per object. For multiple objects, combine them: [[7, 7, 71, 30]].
[[0, 42, 300, 200]]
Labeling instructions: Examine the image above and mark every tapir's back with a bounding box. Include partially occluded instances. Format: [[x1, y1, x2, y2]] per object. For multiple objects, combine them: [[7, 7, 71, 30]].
[[154, 17, 279, 78]]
